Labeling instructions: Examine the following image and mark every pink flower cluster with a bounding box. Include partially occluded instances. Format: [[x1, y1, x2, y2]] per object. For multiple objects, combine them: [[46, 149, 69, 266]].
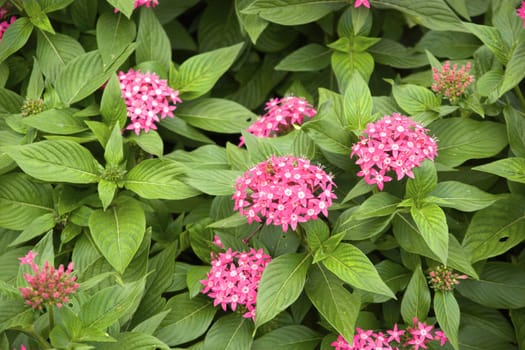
[[118, 69, 182, 135], [351, 113, 438, 190], [519, 2, 525, 27], [18, 251, 79, 310], [233, 155, 336, 232], [332, 318, 448, 350], [240, 96, 316, 146], [354, 0, 370, 8], [0, 5, 15, 42], [114, 0, 159, 12], [428, 265, 468, 292], [201, 248, 271, 319], [431, 61, 474, 103]]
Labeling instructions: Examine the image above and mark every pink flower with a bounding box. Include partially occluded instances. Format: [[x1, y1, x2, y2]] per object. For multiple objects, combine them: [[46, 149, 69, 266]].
[[351, 113, 437, 190], [114, 0, 159, 12], [118, 68, 182, 135], [386, 323, 405, 343], [232, 155, 336, 232], [18, 251, 79, 311], [200, 248, 271, 320], [0, 16, 15, 41], [240, 96, 316, 146], [433, 330, 448, 346], [427, 265, 468, 292], [431, 61, 474, 102], [518, 2, 525, 27], [354, 0, 370, 8], [331, 335, 352, 350]]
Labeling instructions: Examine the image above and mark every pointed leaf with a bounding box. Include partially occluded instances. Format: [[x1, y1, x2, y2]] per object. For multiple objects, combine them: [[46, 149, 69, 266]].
[[22, 108, 88, 135], [0, 18, 34, 64], [410, 204, 448, 264], [473, 157, 525, 184], [343, 71, 374, 132], [275, 44, 331, 72], [252, 325, 321, 350], [136, 6, 171, 69], [97, 12, 136, 67], [428, 181, 500, 212], [202, 314, 253, 350], [400, 265, 430, 324], [434, 291, 460, 350], [93, 332, 170, 350]]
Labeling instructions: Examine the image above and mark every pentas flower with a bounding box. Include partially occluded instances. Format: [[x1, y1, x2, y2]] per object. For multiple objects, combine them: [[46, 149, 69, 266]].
[[519, 2, 525, 27], [118, 68, 182, 135], [240, 96, 316, 146], [427, 265, 468, 292], [18, 251, 79, 311], [331, 318, 448, 350], [354, 0, 370, 8], [200, 248, 271, 320], [431, 61, 474, 103], [350, 113, 438, 190], [232, 155, 336, 232]]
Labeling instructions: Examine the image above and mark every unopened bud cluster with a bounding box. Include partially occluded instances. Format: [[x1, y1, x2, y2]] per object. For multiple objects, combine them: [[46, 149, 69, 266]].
[[427, 265, 467, 292]]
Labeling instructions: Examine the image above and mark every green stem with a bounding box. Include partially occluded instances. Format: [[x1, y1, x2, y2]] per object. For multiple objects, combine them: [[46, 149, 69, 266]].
[[48, 306, 55, 332], [514, 86, 525, 110]]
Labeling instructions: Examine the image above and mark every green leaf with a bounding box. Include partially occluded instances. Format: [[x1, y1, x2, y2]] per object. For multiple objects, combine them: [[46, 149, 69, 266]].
[[80, 279, 145, 330], [371, 0, 465, 32], [104, 124, 124, 166], [275, 44, 331, 72], [252, 325, 321, 350], [186, 169, 242, 196], [463, 23, 509, 64], [430, 118, 508, 168], [400, 265, 430, 324], [305, 264, 360, 345], [128, 131, 163, 157], [36, 31, 85, 83], [23, 0, 54, 33], [344, 192, 400, 221], [176, 98, 256, 133], [510, 308, 525, 350], [434, 292, 460, 350], [125, 159, 201, 200], [462, 196, 525, 263], [106, 0, 135, 18], [322, 243, 395, 298], [96, 12, 136, 68], [155, 293, 216, 346], [427, 181, 500, 212], [392, 84, 441, 115], [473, 157, 525, 184], [88, 196, 146, 273], [241, 0, 345, 26], [136, 6, 171, 70], [198, 0, 244, 51], [405, 160, 438, 200], [504, 105, 525, 158], [0, 174, 53, 230], [173, 43, 244, 100], [160, 116, 214, 144], [26, 58, 45, 100], [22, 108, 88, 135], [0, 18, 34, 64], [9, 214, 55, 246], [0, 88, 24, 114], [497, 41, 525, 97], [235, 0, 268, 44], [331, 51, 374, 89], [255, 252, 312, 329], [457, 262, 525, 309], [7, 140, 102, 184], [98, 179, 117, 211], [410, 204, 448, 264], [202, 314, 253, 350], [0, 298, 33, 333], [369, 39, 428, 69], [343, 71, 374, 132], [93, 332, 170, 350], [100, 74, 128, 128]]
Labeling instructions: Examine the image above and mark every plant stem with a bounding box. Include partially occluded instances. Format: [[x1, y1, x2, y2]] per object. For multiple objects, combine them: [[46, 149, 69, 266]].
[[514, 86, 525, 110], [48, 306, 55, 332]]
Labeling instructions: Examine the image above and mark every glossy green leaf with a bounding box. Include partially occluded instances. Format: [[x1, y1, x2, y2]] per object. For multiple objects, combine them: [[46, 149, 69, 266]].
[[93, 332, 170, 350], [331, 51, 374, 88], [275, 44, 331, 72], [9, 214, 54, 246], [106, 0, 135, 18], [125, 159, 201, 200], [136, 6, 171, 69], [410, 204, 448, 264], [427, 181, 500, 212], [202, 314, 253, 350], [498, 40, 525, 97], [504, 105, 525, 158], [400, 265, 430, 324], [186, 169, 242, 196], [104, 123, 124, 166], [463, 23, 509, 64], [88, 196, 146, 273], [96, 12, 136, 67], [405, 160, 438, 200], [434, 291, 460, 350], [462, 196, 525, 263], [0, 18, 34, 64], [322, 243, 395, 298], [255, 252, 312, 328], [343, 71, 374, 132], [7, 140, 102, 184], [305, 264, 360, 344], [392, 84, 441, 115], [22, 108, 88, 135], [252, 325, 321, 350], [473, 157, 525, 184]]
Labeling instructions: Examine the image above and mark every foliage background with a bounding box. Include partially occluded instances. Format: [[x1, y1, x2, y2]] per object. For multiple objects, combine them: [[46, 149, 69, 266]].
[[0, 0, 525, 349]]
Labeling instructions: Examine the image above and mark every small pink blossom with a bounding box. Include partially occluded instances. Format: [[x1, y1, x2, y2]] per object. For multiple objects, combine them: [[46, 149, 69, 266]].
[[354, 0, 370, 8], [200, 248, 271, 320], [518, 2, 525, 27], [18, 251, 79, 311], [351, 113, 438, 190], [114, 0, 159, 12], [431, 61, 474, 102], [232, 155, 336, 232], [240, 96, 316, 146], [118, 68, 182, 135]]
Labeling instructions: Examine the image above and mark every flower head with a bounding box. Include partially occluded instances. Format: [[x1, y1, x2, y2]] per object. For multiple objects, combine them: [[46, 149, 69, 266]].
[[427, 265, 468, 292], [351, 113, 438, 190], [18, 251, 79, 311], [233, 155, 336, 232], [354, 0, 370, 8], [431, 61, 474, 103], [118, 68, 182, 135], [240, 96, 316, 146], [200, 248, 271, 319], [518, 2, 525, 27]]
